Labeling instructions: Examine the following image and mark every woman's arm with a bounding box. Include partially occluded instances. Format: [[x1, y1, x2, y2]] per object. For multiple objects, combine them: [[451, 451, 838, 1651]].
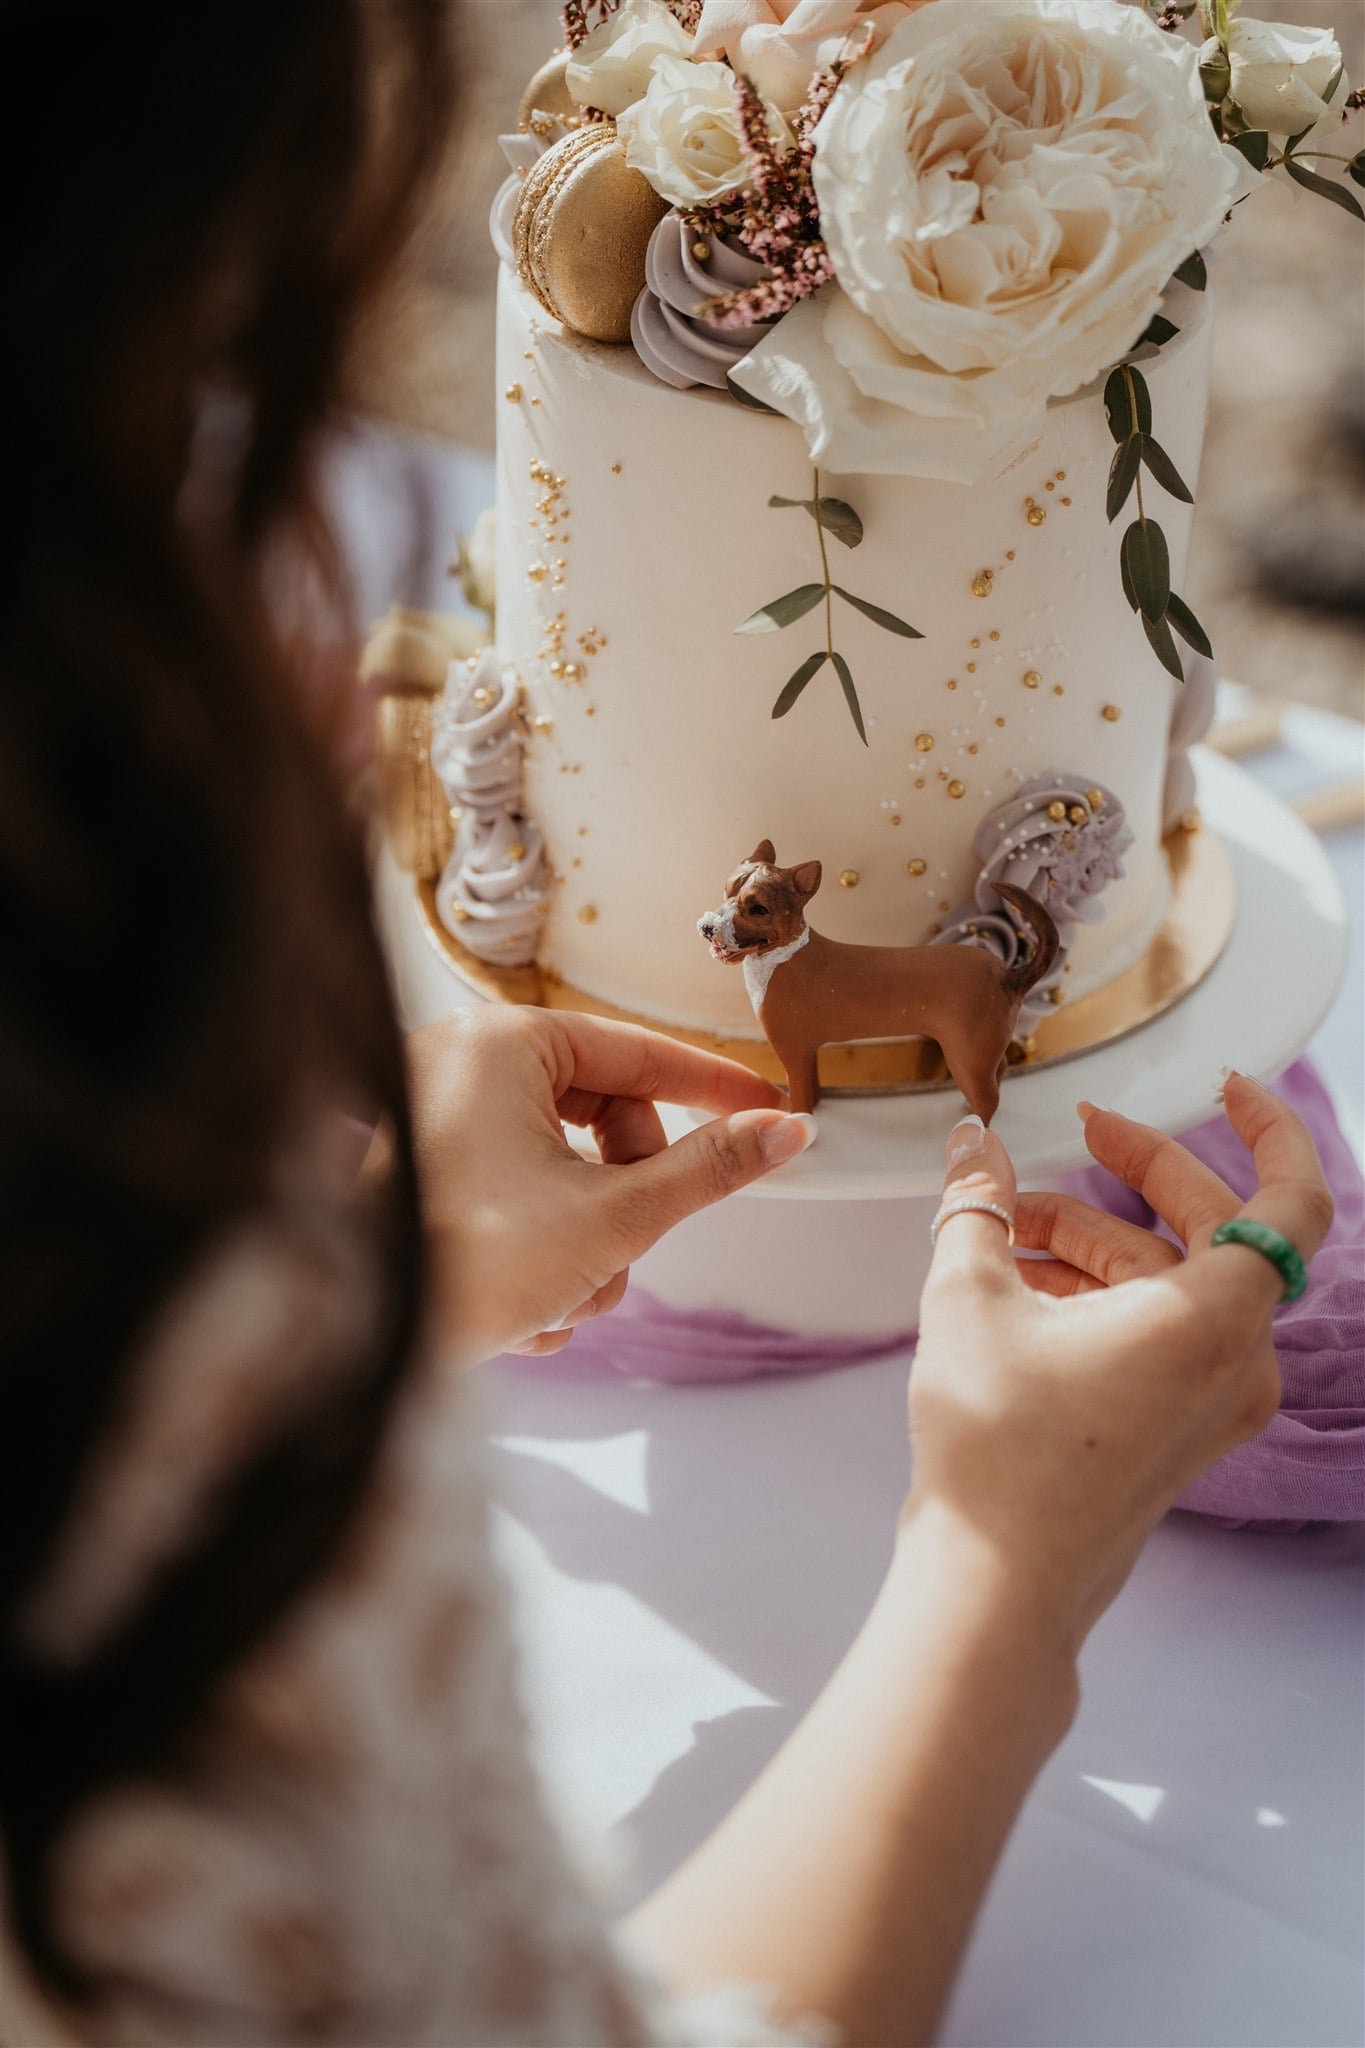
[[625, 1074, 1333, 2046]]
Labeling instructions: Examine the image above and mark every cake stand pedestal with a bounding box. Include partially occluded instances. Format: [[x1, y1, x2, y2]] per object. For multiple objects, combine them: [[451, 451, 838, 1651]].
[[377, 748, 1347, 1339]]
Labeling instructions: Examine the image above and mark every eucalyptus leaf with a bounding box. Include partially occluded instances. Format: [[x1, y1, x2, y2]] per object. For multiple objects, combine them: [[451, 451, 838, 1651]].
[[1121, 518, 1170, 622], [726, 372, 779, 413], [1166, 591, 1214, 659], [831, 652, 868, 746], [831, 586, 924, 638], [771, 649, 828, 719], [1103, 367, 1133, 444], [767, 494, 809, 509], [1120, 540, 1140, 614], [1198, 35, 1231, 102], [1322, 62, 1344, 107], [1126, 365, 1154, 435], [1138, 313, 1181, 348], [1106, 437, 1141, 523], [1349, 151, 1365, 190], [736, 583, 825, 634], [1228, 128, 1270, 170], [1220, 95, 1248, 136], [812, 497, 864, 548], [1282, 155, 1365, 219], [1283, 122, 1313, 157], [1142, 610, 1186, 682], [1173, 249, 1208, 291], [1140, 435, 1195, 504]]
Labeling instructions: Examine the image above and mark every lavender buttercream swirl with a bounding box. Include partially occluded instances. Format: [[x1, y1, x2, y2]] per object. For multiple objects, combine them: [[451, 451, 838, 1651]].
[[432, 653, 550, 966], [631, 216, 775, 391], [930, 774, 1132, 1027], [1162, 648, 1218, 832], [972, 774, 1132, 928]]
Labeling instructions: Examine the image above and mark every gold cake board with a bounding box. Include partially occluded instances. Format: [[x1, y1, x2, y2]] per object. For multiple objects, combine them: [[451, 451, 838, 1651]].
[[414, 824, 1235, 1094]]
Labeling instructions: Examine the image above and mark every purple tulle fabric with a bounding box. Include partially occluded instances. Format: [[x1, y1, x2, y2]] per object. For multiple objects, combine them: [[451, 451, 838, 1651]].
[[497, 1059, 1365, 1528]]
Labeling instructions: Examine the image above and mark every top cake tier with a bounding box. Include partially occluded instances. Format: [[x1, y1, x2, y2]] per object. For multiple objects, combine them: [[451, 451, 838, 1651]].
[[494, 266, 1212, 1039]]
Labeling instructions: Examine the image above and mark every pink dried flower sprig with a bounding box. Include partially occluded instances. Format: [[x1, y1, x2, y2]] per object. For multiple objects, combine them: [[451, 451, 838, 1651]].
[[562, 0, 700, 43], [685, 58, 853, 328]]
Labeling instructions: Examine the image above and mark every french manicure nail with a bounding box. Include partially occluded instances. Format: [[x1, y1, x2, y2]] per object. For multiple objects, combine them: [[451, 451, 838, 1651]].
[[760, 1112, 817, 1166], [946, 1113, 986, 1167]]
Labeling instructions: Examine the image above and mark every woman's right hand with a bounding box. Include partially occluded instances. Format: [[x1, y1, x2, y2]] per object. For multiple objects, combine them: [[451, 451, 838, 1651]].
[[905, 1071, 1335, 1654]]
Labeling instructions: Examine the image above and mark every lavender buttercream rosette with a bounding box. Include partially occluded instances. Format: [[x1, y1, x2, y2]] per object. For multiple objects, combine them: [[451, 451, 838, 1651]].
[[631, 216, 775, 391], [432, 653, 550, 966], [931, 774, 1131, 1025]]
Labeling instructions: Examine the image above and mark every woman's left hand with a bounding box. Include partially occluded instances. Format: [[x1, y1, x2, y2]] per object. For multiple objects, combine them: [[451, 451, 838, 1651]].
[[405, 1007, 813, 1361]]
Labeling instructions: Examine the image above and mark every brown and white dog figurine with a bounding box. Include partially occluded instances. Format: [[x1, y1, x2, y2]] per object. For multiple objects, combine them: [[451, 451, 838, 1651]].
[[698, 839, 1060, 1121]]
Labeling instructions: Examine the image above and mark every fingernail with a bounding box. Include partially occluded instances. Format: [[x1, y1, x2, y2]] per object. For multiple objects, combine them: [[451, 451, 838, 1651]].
[[946, 1113, 986, 1166], [1076, 1099, 1107, 1120], [760, 1112, 817, 1166]]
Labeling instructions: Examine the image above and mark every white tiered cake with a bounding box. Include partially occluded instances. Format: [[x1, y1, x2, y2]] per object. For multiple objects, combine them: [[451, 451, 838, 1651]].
[[493, 266, 1212, 1040]]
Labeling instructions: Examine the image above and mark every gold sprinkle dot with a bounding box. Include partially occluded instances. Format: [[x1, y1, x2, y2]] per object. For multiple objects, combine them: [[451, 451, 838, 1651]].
[[1045, 480, 1055, 492], [562, 661, 583, 682], [915, 776, 926, 788], [1061, 497, 1072, 507], [692, 239, 710, 261], [1056, 470, 1066, 481], [530, 396, 542, 407], [989, 630, 1000, 642], [928, 923, 942, 937], [914, 732, 935, 753], [504, 382, 522, 402], [970, 638, 981, 649], [470, 685, 494, 708], [996, 716, 1006, 728], [1068, 805, 1087, 825], [907, 857, 927, 876], [578, 905, 598, 924], [946, 679, 958, 691], [532, 715, 554, 735], [1085, 788, 1104, 809], [948, 780, 966, 800], [1006, 550, 1016, 562], [1018, 1034, 1038, 1057], [1026, 503, 1046, 526], [839, 868, 860, 889], [1102, 703, 1122, 722], [1053, 684, 1065, 697], [523, 350, 533, 361], [549, 660, 564, 677], [889, 813, 901, 826], [450, 904, 470, 923], [966, 663, 976, 674], [1023, 670, 1042, 689], [527, 564, 547, 581], [938, 898, 950, 912], [971, 571, 993, 598], [1048, 800, 1068, 822], [611, 463, 622, 474], [1047, 985, 1066, 1005], [505, 841, 526, 862], [968, 744, 979, 756]]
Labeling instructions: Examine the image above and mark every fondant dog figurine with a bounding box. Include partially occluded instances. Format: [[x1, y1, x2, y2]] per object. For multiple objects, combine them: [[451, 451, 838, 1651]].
[[698, 840, 1059, 1121]]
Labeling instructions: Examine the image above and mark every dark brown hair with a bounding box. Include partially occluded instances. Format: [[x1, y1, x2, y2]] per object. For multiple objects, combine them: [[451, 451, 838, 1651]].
[[0, 0, 456, 1983]]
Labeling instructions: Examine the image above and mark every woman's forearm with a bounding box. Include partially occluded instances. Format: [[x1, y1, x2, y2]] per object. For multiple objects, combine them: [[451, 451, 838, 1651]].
[[625, 1504, 1078, 2046]]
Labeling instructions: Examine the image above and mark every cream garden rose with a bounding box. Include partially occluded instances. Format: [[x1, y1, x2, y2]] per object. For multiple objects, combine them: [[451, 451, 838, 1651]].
[[565, 0, 694, 120], [1225, 13, 1348, 148], [731, 0, 1246, 482], [617, 53, 795, 206]]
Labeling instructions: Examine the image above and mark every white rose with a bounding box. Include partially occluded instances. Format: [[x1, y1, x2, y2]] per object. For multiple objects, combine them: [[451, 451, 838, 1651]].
[[731, 0, 1243, 482], [565, 0, 695, 119], [616, 53, 796, 206], [1225, 15, 1347, 148]]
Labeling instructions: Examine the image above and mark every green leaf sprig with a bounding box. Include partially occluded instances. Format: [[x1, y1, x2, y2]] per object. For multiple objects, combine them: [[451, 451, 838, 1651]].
[[736, 469, 922, 744], [1104, 362, 1212, 681]]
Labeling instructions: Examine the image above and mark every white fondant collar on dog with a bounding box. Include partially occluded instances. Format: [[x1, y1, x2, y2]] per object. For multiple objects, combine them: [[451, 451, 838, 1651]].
[[743, 927, 810, 1016]]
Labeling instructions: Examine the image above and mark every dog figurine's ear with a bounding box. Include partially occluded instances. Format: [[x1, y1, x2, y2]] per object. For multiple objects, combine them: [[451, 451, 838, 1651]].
[[748, 838, 777, 866], [791, 859, 822, 899]]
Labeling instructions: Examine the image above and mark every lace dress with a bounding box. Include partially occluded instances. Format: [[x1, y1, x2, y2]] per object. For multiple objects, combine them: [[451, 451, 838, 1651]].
[[1, 1175, 827, 2048]]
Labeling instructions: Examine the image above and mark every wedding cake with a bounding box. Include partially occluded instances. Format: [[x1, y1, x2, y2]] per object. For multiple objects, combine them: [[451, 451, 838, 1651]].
[[378, 0, 1360, 1065]]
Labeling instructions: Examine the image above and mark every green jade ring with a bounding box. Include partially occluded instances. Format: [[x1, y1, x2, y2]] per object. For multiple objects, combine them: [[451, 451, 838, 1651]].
[[1210, 1219, 1308, 1302]]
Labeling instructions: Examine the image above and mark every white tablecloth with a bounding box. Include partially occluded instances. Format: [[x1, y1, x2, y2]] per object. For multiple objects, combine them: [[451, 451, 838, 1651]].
[[340, 425, 1365, 2048]]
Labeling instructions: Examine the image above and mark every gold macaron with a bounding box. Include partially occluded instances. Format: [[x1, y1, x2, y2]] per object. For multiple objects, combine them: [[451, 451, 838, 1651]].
[[518, 52, 580, 132], [512, 123, 667, 345]]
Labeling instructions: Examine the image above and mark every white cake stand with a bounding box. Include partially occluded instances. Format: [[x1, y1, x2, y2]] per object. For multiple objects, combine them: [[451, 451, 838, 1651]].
[[377, 747, 1348, 1338]]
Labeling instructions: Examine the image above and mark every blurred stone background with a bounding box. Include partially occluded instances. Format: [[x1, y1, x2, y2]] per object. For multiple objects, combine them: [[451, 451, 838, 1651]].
[[355, 0, 1364, 716]]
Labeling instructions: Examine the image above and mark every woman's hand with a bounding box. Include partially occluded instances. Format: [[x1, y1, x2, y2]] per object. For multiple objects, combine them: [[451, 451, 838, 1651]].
[[405, 1006, 813, 1361], [906, 1071, 1335, 1652]]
